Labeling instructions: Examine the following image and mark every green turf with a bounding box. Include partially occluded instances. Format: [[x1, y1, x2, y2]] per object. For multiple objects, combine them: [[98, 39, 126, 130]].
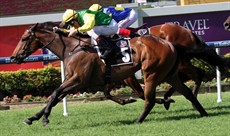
[[1, 92, 230, 136]]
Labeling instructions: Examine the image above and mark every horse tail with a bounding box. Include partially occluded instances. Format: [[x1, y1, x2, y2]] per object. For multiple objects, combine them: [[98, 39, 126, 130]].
[[222, 57, 230, 77], [190, 36, 226, 74]]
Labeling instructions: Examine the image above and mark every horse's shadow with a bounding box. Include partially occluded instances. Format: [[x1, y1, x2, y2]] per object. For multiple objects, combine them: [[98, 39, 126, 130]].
[[46, 104, 230, 130], [116, 104, 230, 125]]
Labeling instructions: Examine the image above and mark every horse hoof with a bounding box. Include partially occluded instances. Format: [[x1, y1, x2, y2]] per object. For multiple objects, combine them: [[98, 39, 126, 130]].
[[23, 119, 32, 125], [164, 103, 170, 110], [201, 111, 208, 117], [42, 119, 50, 127], [164, 98, 175, 110], [42, 121, 49, 127]]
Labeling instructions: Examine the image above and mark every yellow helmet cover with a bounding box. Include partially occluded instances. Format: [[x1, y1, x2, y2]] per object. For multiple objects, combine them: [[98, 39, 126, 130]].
[[89, 4, 103, 12], [115, 5, 125, 11], [62, 9, 78, 23]]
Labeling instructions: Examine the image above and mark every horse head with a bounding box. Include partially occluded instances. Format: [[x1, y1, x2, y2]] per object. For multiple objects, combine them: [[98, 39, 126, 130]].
[[11, 22, 57, 64]]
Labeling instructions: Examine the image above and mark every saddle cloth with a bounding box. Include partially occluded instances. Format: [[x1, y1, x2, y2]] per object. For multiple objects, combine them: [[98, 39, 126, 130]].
[[95, 38, 133, 66]]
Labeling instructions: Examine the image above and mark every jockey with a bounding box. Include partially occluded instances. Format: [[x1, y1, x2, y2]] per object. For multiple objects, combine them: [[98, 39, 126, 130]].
[[89, 4, 138, 29], [55, 9, 137, 59]]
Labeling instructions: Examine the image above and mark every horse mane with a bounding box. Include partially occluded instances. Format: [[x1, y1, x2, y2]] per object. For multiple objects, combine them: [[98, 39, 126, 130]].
[[35, 22, 91, 38], [37, 22, 58, 31]]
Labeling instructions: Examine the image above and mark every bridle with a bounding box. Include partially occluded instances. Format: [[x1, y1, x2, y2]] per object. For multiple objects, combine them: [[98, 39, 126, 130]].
[[20, 23, 95, 59], [21, 27, 56, 56]]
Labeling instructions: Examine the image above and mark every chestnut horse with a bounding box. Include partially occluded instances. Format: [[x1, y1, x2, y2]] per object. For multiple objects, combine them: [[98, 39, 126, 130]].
[[125, 23, 228, 110], [11, 22, 207, 126], [149, 23, 227, 98]]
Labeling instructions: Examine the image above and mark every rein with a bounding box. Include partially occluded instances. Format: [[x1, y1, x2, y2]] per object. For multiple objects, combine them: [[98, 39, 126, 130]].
[[68, 35, 94, 54], [58, 34, 94, 58], [40, 32, 56, 49], [26, 26, 94, 59], [32, 29, 56, 49]]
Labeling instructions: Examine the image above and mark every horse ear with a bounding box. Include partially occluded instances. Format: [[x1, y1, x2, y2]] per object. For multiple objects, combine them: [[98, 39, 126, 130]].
[[32, 23, 39, 31]]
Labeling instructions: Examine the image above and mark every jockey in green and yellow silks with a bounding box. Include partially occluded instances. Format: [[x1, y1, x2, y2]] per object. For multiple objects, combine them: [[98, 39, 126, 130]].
[[89, 4, 138, 28], [54, 9, 137, 59]]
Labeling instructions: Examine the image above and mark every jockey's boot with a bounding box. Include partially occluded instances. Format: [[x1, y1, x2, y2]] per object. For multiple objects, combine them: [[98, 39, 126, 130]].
[[96, 36, 113, 59], [100, 49, 112, 59]]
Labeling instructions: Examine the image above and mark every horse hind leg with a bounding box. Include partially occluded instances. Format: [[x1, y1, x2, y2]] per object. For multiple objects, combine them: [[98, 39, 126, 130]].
[[124, 76, 172, 105], [104, 84, 137, 105], [124, 76, 145, 100], [191, 67, 205, 97], [162, 87, 176, 110], [166, 75, 208, 117]]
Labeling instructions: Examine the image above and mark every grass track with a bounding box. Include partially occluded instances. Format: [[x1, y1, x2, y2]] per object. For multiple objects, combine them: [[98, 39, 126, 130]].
[[1, 92, 230, 136]]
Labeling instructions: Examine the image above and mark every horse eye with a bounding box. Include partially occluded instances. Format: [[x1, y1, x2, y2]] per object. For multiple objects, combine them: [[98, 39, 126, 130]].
[[21, 37, 27, 41], [21, 36, 31, 42]]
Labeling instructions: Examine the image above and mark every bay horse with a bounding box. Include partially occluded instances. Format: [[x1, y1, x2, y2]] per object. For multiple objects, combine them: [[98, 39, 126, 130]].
[[11, 22, 208, 126]]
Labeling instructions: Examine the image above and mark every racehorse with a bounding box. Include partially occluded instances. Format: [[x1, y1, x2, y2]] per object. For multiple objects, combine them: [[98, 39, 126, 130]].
[[125, 23, 228, 109], [11, 22, 208, 126], [149, 23, 228, 100], [224, 16, 230, 31]]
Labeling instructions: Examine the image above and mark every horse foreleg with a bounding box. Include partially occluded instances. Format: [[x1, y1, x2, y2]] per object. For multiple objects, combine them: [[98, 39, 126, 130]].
[[42, 78, 81, 127], [24, 92, 68, 125], [42, 87, 65, 126], [24, 88, 63, 125], [136, 81, 156, 123], [24, 107, 46, 125]]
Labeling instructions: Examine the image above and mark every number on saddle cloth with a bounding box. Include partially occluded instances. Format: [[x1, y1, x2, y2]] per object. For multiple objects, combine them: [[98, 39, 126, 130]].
[[96, 36, 133, 66], [111, 37, 133, 66]]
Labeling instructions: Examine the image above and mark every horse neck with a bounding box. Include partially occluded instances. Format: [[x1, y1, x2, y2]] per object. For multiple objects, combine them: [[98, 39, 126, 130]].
[[45, 35, 91, 60]]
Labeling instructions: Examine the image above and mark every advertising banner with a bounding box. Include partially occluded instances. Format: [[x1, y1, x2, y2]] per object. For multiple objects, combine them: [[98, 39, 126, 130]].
[[143, 11, 229, 42], [143, 10, 230, 54]]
